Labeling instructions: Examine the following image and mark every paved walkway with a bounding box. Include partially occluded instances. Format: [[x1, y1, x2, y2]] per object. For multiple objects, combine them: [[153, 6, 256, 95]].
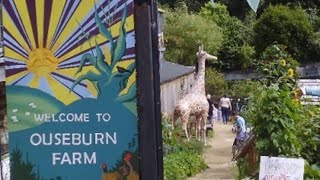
[[188, 123, 237, 180]]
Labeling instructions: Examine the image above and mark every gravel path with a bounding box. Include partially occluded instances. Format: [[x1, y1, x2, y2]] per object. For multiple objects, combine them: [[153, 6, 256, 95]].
[[188, 123, 237, 180]]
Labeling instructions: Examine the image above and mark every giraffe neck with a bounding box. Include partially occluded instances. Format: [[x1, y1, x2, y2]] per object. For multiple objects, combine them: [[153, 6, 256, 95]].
[[193, 58, 206, 95]]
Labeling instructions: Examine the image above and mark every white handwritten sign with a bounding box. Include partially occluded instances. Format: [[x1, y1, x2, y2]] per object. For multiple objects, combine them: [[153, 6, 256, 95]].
[[259, 156, 304, 180]]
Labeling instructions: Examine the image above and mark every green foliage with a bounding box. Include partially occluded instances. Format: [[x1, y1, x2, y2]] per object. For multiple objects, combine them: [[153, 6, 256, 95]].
[[162, 117, 207, 180], [248, 85, 302, 156], [206, 69, 260, 99], [227, 80, 261, 98], [257, 44, 299, 88], [205, 68, 228, 98], [162, 118, 205, 155], [163, 7, 222, 66], [307, 8, 320, 61], [305, 162, 320, 179], [200, 3, 230, 28], [164, 152, 207, 180], [305, 8, 320, 32], [207, 129, 214, 138], [217, 0, 320, 19], [236, 157, 258, 180], [239, 44, 256, 69], [259, 0, 320, 12], [298, 105, 320, 167], [243, 44, 320, 178], [200, 3, 256, 70], [253, 5, 313, 63], [158, 0, 209, 12], [247, 44, 302, 157]]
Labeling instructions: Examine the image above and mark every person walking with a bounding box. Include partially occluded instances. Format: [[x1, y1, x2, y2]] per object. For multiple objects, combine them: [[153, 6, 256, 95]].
[[219, 94, 232, 124], [207, 94, 214, 126]]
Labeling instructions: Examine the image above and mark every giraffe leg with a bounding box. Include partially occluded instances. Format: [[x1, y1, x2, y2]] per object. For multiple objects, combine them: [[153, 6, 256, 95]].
[[181, 114, 190, 141], [201, 114, 207, 146], [187, 119, 193, 139], [182, 121, 189, 141], [195, 120, 198, 140], [195, 116, 202, 141], [171, 114, 176, 130]]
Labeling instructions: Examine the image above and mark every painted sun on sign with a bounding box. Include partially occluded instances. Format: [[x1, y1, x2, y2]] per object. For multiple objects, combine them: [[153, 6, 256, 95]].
[[4, 0, 136, 105]]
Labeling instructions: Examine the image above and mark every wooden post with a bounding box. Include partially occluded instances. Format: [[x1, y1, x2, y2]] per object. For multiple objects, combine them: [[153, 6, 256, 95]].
[[248, 144, 257, 175], [135, 0, 164, 179]]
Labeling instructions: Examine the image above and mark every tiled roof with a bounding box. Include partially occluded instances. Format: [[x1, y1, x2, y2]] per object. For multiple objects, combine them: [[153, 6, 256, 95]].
[[160, 60, 195, 84]]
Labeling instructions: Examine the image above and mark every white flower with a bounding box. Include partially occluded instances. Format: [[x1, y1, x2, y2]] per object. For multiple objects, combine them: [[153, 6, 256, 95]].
[[25, 112, 31, 116], [12, 109, 18, 113]]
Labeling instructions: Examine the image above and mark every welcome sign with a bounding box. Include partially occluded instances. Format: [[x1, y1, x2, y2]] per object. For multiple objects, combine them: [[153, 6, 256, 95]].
[[3, 0, 139, 179]]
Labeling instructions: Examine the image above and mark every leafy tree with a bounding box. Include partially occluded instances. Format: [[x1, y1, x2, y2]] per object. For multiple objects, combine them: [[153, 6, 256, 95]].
[[158, 0, 209, 12], [305, 8, 320, 32], [227, 79, 260, 98], [216, 0, 320, 19], [201, 3, 256, 70], [239, 44, 256, 69], [200, 3, 230, 28], [163, 7, 222, 66], [259, 0, 320, 12], [205, 68, 228, 98], [253, 5, 313, 63]]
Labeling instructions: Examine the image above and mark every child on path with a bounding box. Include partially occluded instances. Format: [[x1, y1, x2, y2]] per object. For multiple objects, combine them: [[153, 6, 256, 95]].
[[217, 107, 223, 124], [211, 104, 218, 127]]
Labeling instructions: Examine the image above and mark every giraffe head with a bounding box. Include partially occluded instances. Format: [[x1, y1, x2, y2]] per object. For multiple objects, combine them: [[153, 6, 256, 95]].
[[196, 45, 217, 62]]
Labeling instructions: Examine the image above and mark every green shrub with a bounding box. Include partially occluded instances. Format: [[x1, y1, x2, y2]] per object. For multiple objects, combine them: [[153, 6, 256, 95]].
[[164, 152, 207, 180], [162, 116, 208, 180], [236, 157, 258, 180], [200, 3, 256, 70], [227, 80, 261, 98], [253, 5, 313, 63], [298, 105, 320, 166], [248, 44, 302, 157], [207, 129, 214, 138], [163, 131, 205, 155], [205, 68, 228, 98], [305, 163, 320, 179], [164, 6, 222, 66], [243, 44, 320, 178]]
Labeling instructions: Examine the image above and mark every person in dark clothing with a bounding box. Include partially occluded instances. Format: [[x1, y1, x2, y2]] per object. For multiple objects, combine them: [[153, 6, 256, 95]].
[[219, 94, 232, 124], [207, 94, 214, 126]]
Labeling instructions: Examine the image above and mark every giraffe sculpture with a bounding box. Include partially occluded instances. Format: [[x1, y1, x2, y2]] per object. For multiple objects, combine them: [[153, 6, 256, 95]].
[[172, 46, 217, 145]]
